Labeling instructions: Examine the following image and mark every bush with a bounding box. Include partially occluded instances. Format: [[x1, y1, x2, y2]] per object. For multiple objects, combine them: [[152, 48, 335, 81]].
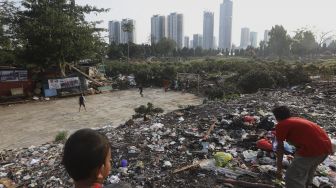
[[55, 131, 68, 142], [285, 66, 311, 86], [205, 88, 224, 100], [238, 70, 275, 93], [133, 102, 164, 121]]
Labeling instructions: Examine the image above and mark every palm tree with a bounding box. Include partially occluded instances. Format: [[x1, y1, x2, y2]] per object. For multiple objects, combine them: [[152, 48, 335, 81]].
[[121, 22, 134, 63]]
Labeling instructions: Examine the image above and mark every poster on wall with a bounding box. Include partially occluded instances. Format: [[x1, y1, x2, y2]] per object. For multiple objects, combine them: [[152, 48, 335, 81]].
[[48, 77, 80, 89], [0, 70, 28, 81]]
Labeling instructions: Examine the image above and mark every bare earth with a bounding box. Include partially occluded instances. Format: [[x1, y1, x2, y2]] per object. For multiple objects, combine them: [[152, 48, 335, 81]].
[[0, 89, 202, 150]]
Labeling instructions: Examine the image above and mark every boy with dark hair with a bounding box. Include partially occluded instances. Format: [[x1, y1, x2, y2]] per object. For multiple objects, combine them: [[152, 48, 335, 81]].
[[63, 129, 111, 188], [272, 106, 332, 188]]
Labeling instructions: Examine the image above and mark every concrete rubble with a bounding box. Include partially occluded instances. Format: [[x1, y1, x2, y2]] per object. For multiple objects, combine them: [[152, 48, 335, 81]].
[[0, 82, 336, 187]]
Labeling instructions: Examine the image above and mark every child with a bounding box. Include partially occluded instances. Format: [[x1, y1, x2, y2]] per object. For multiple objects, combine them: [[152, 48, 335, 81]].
[[62, 129, 111, 188], [79, 94, 86, 112]]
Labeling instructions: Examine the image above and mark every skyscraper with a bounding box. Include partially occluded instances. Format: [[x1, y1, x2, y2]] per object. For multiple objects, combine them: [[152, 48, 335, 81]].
[[250, 31, 258, 48], [168, 13, 184, 48], [184, 36, 190, 48], [120, 19, 136, 44], [219, 0, 233, 50], [264, 30, 270, 43], [240, 27, 250, 49], [108, 21, 121, 44], [151, 15, 166, 44], [193, 34, 203, 49], [203, 11, 214, 49]]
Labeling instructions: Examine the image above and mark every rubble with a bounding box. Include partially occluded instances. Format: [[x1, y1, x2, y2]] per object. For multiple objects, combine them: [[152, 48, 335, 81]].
[[0, 82, 336, 187]]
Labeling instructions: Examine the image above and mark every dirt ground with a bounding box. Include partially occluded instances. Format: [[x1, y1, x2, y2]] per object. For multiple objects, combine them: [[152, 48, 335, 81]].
[[0, 88, 202, 150]]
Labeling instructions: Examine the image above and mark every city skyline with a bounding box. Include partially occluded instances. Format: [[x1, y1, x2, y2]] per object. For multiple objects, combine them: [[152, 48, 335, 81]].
[[77, 0, 336, 46]]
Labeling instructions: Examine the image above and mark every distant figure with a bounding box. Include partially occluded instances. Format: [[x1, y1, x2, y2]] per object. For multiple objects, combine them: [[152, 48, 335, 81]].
[[79, 94, 86, 112], [138, 85, 143, 97]]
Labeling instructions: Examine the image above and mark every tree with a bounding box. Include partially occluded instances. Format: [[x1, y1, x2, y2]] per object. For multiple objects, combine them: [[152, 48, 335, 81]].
[[133, 102, 164, 121], [154, 38, 176, 57], [0, 0, 18, 65], [291, 29, 317, 57], [268, 25, 292, 59], [121, 21, 134, 63], [16, 0, 107, 76]]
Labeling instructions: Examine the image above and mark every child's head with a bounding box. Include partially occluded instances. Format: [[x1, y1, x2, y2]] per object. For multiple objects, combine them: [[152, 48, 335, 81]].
[[62, 129, 111, 184]]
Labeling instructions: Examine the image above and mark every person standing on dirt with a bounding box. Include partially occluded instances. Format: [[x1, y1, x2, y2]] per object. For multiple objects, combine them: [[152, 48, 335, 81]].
[[272, 106, 332, 188], [138, 85, 143, 97], [79, 94, 86, 112]]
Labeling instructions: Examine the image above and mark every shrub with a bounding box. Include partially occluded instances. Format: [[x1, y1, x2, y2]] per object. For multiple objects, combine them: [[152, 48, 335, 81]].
[[238, 70, 275, 93], [55, 131, 68, 142], [285, 65, 311, 86], [205, 88, 224, 100], [133, 102, 164, 121]]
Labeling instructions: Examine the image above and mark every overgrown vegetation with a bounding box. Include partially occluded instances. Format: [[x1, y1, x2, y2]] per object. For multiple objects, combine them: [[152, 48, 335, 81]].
[[54, 131, 68, 142], [133, 103, 164, 121]]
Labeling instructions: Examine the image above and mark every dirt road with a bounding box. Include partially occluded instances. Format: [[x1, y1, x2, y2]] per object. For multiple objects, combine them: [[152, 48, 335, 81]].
[[0, 89, 202, 150]]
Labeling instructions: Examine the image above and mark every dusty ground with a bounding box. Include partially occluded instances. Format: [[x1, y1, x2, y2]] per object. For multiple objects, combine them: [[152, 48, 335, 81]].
[[0, 88, 202, 150]]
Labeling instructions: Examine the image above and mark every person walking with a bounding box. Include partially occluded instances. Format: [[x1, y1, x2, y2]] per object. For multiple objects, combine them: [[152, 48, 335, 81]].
[[79, 94, 86, 112], [272, 106, 332, 188], [138, 85, 143, 97]]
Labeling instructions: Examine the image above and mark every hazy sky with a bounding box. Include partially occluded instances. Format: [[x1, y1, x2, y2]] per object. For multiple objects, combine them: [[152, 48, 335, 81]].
[[77, 0, 336, 45]]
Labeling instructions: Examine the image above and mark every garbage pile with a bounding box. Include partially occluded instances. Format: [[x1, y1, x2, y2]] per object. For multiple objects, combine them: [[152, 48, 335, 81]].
[[1, 82, 336, 188]]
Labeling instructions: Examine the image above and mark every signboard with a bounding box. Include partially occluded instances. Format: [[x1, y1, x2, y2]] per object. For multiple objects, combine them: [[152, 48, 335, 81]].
[[48, 77, 80, 89], [0, 70, 28, 81]]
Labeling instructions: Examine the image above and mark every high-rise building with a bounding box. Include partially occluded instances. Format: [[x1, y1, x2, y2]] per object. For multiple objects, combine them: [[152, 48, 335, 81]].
[[264, 30, 270, 43], [190, 40, 193, 49], [203, 11, 214, 49], [151, 15, 166, 44], [184, 36, 190, 48], [108, 21, 121, 44], [219, 0, 233, 50], [168, 13, 184, 48], [250, 31, 258, 48], [120, 19, 136, 44], [193, 34, 203, 49], [240, 27, 250, 49], [213, 36, 217, 49]]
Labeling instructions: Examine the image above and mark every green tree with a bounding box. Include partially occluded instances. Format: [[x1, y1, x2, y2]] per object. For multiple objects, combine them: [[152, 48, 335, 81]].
[[291, 29, 317, 57], [16, 0, 107, 76], [154, 38, 176, 57], [0, 0, 18, 65], [121, 21, 134, 63], [238, 70, 275, 93], [268, 25, 292, 59]]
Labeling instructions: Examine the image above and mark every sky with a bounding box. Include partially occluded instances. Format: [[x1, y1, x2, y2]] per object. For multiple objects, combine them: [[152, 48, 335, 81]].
[[76, 0, 336, 46]]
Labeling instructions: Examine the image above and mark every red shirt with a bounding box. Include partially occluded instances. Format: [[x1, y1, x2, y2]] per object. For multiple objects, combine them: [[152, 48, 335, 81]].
[[276, 117, 332, 157]]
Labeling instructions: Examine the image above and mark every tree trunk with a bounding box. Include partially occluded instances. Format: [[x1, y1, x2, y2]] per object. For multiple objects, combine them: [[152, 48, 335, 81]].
[[59, 62, 66, 77]]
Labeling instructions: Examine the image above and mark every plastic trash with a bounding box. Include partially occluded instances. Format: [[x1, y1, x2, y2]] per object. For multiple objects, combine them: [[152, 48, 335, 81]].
[[242, 150, 258, 162], [214, 152, 233, 167], [121, 159, 128, 167]]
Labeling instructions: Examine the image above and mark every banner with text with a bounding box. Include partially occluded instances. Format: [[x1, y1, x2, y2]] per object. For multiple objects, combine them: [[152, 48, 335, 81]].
[[48, 77, 80, 89]]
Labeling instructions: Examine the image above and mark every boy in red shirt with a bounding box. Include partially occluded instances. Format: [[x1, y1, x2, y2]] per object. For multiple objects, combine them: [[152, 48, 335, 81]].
[[273, 106, 332, 188]]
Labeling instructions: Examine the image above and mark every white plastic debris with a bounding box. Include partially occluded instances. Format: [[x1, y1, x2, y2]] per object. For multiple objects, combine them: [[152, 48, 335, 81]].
[[30, 159, 40, 165], [163, 161, 172, 168], [178, 117, 184, 122], [108, 175, 121, 184], [150, 123, 164, 130]]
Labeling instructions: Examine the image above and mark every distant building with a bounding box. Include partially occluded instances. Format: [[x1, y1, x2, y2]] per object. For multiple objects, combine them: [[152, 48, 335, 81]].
[[203, 11, 214, 49], [184, 36, 190, 48], [219, 0, 233, 50], [193, 34, 203, 49], [264, 30, 270, 43], [168, 13, 184, 48], [250, 31, 258, 48], [120, 19, 136, 44], [108, 21, 121, 44], [213, 36, 217, 49], [240, 27, 250, 49], [190, 40, 193, 49], [151, 15, 166, 44]]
